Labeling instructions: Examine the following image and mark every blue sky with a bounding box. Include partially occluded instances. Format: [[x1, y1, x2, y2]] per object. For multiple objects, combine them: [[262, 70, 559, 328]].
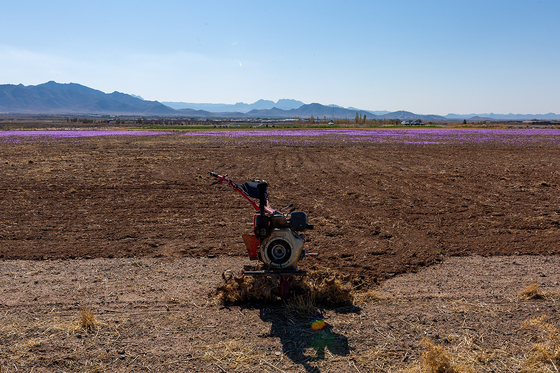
[[1, 0, 558, 115]]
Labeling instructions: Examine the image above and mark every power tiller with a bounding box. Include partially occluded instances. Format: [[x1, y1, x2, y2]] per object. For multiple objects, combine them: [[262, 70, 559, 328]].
[[210, 172, 315, 298]]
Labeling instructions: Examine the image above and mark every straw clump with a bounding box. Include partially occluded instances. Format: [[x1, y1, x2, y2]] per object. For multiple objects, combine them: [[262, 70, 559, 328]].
[[215, 268, 361, 306], [519, 281, 546, 300], [79, 304, 102, 332], [302, 269, 358, 306], [523, 315, 560, 368], [414, 339, 472, 373], [216, 271, 278, 303]]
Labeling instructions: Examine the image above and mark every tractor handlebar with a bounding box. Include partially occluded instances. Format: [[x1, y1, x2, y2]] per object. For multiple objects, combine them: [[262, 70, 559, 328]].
[[210, 171, 231, 186], [210, 171, 265, 212]]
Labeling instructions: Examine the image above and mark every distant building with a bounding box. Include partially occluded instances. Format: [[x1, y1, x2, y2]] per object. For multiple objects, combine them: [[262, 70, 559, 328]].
[[402, 120, 422, 125]]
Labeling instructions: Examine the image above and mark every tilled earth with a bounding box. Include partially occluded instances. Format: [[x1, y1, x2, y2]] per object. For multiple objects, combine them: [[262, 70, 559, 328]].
[[1, 129, 560, 372], [1, 132, 559, 282]]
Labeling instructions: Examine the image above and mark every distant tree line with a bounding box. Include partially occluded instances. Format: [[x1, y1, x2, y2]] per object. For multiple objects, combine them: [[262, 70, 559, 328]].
[[67, 118, 95, 123]]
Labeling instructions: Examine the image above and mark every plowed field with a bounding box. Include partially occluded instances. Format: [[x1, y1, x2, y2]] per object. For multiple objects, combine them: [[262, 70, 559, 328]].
[[1, 129, 559, 282]]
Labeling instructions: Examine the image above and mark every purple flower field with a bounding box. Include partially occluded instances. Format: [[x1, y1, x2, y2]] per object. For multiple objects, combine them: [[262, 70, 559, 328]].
[[0, 129, 173, 144], [1, 128, 559, 147], [182, 128, 560, 147], [0, 130, 172, 138]]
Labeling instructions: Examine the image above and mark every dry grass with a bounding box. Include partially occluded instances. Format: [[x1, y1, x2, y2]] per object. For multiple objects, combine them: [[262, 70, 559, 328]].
[[215, 268, 359, 307], [299, 268, 357, 306], [199, 339, 277, 372], [402, 339, 474, 373], [353, 288, 382, 304], [523, 315, 560, 370], [420, 338, 474, 373], [79, 304, 102, 332], [419, 339, 457, 373], [3, 256, 560, 372], [520, 281, 546, 300], [216, 271, 279, 303], [282, 293, 318, 316]]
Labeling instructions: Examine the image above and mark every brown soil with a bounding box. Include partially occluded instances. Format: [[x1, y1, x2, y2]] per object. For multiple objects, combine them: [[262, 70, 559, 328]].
[[1, 130, 560, 372], [2, 255, 560, 372]]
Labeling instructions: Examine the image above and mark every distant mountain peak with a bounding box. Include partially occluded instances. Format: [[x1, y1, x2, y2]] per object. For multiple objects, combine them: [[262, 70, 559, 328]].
[[162, 98, 305, 112], [0, 81, 173, 115]]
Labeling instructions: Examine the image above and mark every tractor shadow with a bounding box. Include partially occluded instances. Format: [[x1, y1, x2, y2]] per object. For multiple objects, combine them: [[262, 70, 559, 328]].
[[256, 304, 360, 372], [215, 269, 363, 371]]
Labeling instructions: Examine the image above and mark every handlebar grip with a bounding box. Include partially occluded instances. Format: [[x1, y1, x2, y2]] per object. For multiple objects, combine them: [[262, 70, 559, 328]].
[[210, 172, 218, 177], [256, 182, 268, 214]]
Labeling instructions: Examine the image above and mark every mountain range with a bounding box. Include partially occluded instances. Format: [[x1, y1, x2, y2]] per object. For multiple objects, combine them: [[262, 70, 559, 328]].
[[0, 81, 176, 116], [162, 99, 306, 112], [0, 82, 558, 121], [445, 112, 560, 121]]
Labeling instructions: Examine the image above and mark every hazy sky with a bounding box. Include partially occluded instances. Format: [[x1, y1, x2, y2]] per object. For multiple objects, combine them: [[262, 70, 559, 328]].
[[1, 0, 558, 115]]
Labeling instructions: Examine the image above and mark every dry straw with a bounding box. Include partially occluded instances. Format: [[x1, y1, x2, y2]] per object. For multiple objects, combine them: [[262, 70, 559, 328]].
[[216, 271, 278, 303], [300, 269, 357, 306], [200, 339, 281, 372], [523, 315, 560, 369], [519, 281, 546, 300], [282, 293, 317, 316], [215, 268, 360, 307], [420, 338, 457, 373], [401, 339, 473, 373], [79, 304, 102, 332]]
